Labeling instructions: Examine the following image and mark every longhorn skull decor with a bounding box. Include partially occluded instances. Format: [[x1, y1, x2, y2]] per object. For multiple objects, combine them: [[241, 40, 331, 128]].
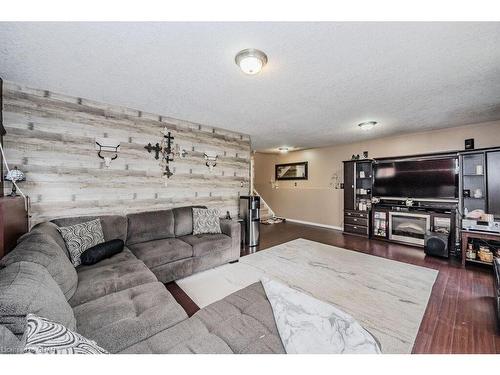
[[95, 138, 120, 168], [204, 152, 218, 172]]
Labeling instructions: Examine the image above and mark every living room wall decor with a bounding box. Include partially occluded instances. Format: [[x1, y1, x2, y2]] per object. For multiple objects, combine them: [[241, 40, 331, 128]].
[[1, 81, 251, 225], [275, 162, 308, 180]]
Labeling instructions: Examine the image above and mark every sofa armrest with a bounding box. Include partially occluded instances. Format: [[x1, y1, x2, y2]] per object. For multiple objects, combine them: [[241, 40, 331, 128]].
[[219, 219, 241, 261]]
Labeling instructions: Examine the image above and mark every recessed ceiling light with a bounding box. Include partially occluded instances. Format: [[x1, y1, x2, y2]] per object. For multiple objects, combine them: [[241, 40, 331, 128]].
[[278, 147, 289, 153], [358, 121, 378, 131], [235, 49, 268, 75]]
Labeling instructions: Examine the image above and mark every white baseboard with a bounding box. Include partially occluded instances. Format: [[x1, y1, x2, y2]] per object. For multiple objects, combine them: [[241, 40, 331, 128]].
[[284, 218, 342, 231]]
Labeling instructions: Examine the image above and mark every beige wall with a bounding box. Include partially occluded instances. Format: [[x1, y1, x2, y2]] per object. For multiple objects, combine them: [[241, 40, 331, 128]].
[[254, 121, 500, 229]]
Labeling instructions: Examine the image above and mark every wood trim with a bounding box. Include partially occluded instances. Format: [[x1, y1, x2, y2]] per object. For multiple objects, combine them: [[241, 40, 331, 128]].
[[285, 218, 342, 231]]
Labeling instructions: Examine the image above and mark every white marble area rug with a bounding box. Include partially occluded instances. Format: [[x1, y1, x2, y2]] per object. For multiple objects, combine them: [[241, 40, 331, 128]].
[[177, 238, 438, 354]]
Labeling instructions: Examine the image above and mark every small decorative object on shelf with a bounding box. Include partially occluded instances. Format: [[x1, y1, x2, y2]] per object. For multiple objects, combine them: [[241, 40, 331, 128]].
[[225, 211, 231, 220], [4, 166, 25, 197], [464, 138, 475, 150], [362, 151, 369, 159], [466, 243, 476, 260], [473, 188, 483, 198], [478, 246, 493, 263]]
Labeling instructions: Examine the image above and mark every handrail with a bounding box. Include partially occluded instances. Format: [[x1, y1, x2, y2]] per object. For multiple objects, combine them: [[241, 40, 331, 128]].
[[252, 188, 276, 218]]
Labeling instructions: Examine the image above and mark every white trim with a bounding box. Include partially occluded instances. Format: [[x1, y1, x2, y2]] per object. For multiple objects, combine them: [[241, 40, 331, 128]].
[[285, 218, 342, 231]]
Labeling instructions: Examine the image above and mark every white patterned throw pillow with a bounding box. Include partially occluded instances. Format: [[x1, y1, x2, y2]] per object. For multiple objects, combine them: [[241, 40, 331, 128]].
[[57, 219, 105, 267], [192, 208, 222, 235], [23, 314, 108, 354]]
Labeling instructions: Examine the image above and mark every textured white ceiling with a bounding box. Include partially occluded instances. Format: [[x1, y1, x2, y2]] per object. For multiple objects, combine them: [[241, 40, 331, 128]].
[[1, 22, 499, 151]]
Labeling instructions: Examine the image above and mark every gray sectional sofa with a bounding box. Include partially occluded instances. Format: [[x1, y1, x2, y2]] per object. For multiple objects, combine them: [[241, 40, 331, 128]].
[[0, 206, 285, 354]]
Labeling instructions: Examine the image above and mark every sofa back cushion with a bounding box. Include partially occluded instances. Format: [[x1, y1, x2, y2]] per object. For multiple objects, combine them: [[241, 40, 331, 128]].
[[52, 215, 128, 242], [20, 221, 70, 258], [172, 205, 207, 237], [126, 209, 175, 245], [0, 261, 76, 337], [0, 232, 78, 300]]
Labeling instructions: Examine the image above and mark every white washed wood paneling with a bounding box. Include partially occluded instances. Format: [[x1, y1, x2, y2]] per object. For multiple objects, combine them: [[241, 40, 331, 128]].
[[2, 81, 251, 225]]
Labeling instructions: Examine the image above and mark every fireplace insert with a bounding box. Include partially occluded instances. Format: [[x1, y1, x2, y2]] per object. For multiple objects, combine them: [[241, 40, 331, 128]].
[[389, 212, 431, 246]]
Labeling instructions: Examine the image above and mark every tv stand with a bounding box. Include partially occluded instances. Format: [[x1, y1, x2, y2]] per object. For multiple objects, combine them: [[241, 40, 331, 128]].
[[371, 200, 457, 249]]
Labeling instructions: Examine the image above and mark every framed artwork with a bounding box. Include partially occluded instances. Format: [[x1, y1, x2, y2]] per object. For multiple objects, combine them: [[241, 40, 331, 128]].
[[275, 162, 308, 180]]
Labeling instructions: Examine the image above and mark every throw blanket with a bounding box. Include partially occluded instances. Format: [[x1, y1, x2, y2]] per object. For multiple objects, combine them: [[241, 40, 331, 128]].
[[261, 278, 382, 354]]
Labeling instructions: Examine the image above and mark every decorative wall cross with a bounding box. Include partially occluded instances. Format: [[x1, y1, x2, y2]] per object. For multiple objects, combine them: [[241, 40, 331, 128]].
[[145, 128, 182, 179], [162, 131, 175, 162], [144, 142, 162, 160]]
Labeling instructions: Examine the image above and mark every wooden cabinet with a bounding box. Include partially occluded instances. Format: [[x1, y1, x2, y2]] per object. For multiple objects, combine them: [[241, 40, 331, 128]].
[[344, 210, 370, 236], [343, 159, 373, 237], [0, 196, 28, 259], [487, 150, 500, 217], [343, 161, 355, 211], [0, 78, 29, 259]]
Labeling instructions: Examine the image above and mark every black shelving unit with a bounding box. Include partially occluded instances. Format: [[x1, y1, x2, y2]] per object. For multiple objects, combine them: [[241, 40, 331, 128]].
[[343, 159, 373, 237]]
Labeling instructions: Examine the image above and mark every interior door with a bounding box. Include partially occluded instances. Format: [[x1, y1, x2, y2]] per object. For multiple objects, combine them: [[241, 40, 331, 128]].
[[344, 161, 355, 211], [487, 150, 500, 217]]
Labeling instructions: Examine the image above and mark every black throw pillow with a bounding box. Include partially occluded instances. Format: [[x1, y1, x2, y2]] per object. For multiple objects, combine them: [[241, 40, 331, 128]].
[[80, 239, 124, 266]]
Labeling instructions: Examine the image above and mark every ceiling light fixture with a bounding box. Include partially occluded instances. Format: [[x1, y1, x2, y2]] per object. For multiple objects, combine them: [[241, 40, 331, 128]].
[[278, 147, 289, 153], [235, 48, 268, 75], [358, 121, 378, 131]]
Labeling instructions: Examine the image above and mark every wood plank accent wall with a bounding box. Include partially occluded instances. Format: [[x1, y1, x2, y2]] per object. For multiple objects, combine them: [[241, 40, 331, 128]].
[[2, 81, 251, 226]]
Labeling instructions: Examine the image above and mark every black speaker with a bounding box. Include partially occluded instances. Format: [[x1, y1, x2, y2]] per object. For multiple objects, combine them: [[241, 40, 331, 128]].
[[424, 232, 449, 258]]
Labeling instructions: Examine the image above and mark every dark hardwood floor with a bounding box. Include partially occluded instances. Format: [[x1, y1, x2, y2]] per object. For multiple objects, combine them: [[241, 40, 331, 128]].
[[170, 221, 499, 354]]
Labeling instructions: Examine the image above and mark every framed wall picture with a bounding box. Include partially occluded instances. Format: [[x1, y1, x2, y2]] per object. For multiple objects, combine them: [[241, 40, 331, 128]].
[[275, 162, 308, 180]]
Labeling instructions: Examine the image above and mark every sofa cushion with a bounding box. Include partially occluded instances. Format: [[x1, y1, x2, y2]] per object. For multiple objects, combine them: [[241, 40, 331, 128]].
[[192, 208, 222, 235], [52, 215, 128, 243], [147, 257, 193, 284], [180, 233, 232, 257], [126, 210, 175, 245], [76, 247, 137, 273], [21, 221, 70, 258], [194, 282, 285, 354], [73, 282, 188, 353], [0, 232, 78, 300], [121, 282, 285, 354], [128, 238, 193, 269], [172, 205, 205, 237], [0, 262, 76, 337], [0, 325, 22, 354], [119, 316, 232, 354], [80, 239, 124, 266], [23, 314, 109, 354], [69, 259, 157, 307], [57, 219, 105, 267]]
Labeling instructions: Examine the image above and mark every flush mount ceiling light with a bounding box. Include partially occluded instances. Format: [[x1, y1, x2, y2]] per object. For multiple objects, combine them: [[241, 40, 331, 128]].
[[278, 147, 289, 153], [235, 48, 268, 75], [358, 121, 378, 131]]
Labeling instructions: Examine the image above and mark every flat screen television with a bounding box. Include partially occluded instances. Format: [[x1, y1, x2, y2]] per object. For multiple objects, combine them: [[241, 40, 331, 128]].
[[373, 157, 458, 199]]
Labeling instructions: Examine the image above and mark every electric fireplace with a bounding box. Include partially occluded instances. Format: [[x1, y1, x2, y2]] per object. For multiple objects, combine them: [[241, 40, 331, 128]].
[[389, 212, 431, 246]]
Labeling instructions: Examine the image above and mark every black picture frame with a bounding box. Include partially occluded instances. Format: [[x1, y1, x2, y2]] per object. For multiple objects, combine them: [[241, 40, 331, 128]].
[[275, 162, 308, 181]]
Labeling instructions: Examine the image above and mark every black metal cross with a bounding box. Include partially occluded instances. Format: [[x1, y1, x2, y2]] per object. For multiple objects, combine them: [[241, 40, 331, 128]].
[[144, 142, 162, 160], [163, 131, 175, 162]]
